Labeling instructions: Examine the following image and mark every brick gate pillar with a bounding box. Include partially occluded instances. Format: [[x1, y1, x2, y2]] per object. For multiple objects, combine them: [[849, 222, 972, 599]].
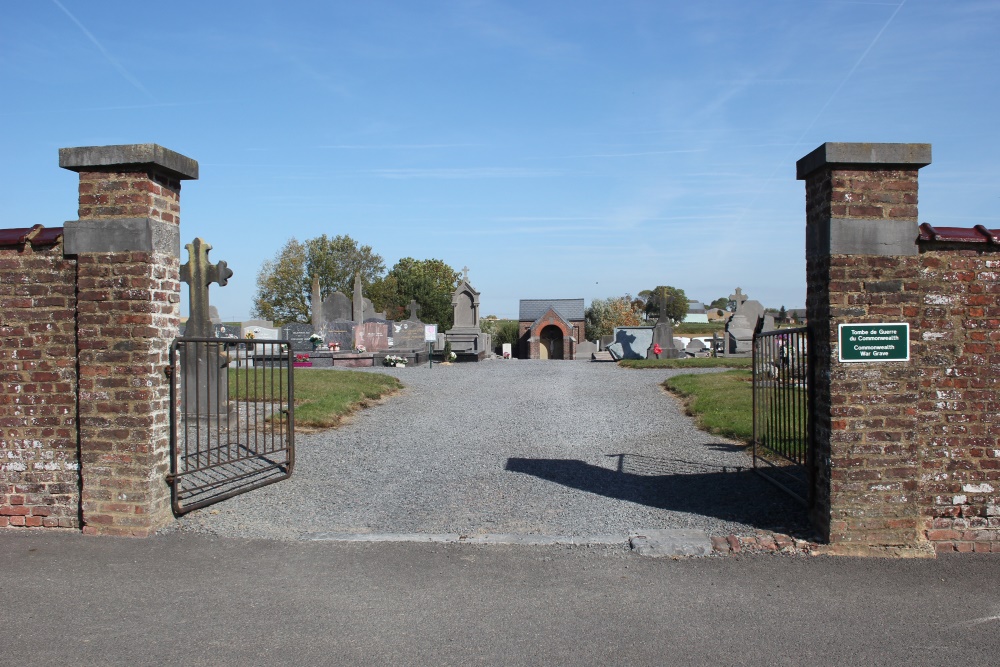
[[797, 142, 931, 548], [60, 144, 198, 536]]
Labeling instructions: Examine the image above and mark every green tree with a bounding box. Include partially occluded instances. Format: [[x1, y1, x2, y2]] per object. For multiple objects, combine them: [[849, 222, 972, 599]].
[[778, 305, 787, 324], [251, 237, 309, 324], [369, 258, 459, 331], [252, 234, 385, 325], [645, 286, 688, 325], [305, 234, 385, 299], [585, 295, 643, 340], [710, 297, 729, 311]]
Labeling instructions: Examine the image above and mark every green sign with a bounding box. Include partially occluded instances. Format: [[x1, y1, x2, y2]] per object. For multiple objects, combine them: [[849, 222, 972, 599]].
[[838, 323, 909, 362]]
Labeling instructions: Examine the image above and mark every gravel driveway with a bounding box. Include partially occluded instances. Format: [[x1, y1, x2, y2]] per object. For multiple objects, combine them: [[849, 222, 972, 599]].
[[174, 360, 809, 541]]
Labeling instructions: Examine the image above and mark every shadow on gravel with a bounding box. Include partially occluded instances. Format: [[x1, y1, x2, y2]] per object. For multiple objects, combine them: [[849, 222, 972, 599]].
[[505, 453, 812, 538]]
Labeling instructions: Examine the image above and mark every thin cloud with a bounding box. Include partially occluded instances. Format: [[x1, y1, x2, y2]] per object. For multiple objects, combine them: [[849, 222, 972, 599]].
[[361, 167, 562, 179], [319, 143, 483, 149], [51, 0, 155, 101]]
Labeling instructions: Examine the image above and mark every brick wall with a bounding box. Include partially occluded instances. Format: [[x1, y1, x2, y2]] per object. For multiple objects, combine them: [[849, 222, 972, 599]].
[[518, 314, 584, 360], [0, 233, 79, 528], [801, 142, 999, 552], [0, 143, 197, 537]]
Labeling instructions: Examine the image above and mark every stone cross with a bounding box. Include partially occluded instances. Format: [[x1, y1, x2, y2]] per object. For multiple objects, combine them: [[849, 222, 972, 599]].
[[353, 272, 364, 326], [180, 238, 233, 338], [407, 299, 421, 321], [729, 287, 748, 310], [462, 266, 470, 282]]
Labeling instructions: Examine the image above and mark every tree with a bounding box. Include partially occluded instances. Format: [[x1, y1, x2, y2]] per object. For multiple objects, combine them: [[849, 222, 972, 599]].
[[252, 234, 385, 325], [369, 257, 459, 331], [305, 234, 385, 299], [645, 285, 688, 325], [710, 297, 729, 311], [251, 237, 308, 324], [585, 295, 643, 340], [778, 305, 787, 324]]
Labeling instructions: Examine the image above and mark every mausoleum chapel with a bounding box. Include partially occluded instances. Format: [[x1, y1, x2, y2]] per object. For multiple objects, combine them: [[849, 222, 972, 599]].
[[517, 298, 586, 360]]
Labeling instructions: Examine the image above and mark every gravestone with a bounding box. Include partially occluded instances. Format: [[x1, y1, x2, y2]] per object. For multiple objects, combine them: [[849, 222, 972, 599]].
[[685, 339, 707, 356], [648, 319, 682, 359], [325, 320, 355, 350], [724, 295, 771, 355], [179, 238, 234, 417], [356, 320, 390, 352], [244, 323, 282, 357], [282, 322, 314, 352], [613, 326, 653, 359], [445, 267, 487, 356], [392, 301, 425, 351], [322, 291, 353, 323]]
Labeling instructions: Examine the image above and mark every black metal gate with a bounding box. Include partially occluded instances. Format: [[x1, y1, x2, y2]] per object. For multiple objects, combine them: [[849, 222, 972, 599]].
[[168, 338, 294, 513], [752, 326, 813, 505]]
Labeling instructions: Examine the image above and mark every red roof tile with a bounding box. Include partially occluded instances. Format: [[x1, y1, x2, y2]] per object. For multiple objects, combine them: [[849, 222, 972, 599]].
[[918, 223, 1000, 244], [0, 225, 64, 248]]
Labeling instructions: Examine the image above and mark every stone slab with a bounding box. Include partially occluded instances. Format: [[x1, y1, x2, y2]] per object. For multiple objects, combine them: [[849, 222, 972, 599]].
[[796, 142, 931, 180], [282, 323, 314, 352], [59, 143, 199, 180], [808, 217, 920, 257], [63, 217, 180, 256], [629, 529, 713, 558]]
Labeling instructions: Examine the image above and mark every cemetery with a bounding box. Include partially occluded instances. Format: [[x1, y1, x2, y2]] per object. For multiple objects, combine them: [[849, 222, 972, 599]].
[[2, 140, 999, 558]]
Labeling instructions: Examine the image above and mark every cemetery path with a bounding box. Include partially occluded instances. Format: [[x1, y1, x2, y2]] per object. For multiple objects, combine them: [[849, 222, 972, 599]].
[[174, 360, 809, 541]]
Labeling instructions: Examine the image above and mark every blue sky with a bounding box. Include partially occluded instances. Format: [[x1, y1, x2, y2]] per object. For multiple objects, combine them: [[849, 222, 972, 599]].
[[2, 1, 998, 321]]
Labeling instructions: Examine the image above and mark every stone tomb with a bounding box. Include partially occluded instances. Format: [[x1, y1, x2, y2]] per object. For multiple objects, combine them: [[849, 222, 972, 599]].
[[324, 320, 355, 350], [282, 322, 314, 352], [356, 320, 391, 352], [243, 323, 282, 358]]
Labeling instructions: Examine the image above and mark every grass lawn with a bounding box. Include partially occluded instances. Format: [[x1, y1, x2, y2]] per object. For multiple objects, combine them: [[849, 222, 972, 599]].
[[663, 369, 752, 444], [230, 368, 402, 429], [619, 357, 752, 369]]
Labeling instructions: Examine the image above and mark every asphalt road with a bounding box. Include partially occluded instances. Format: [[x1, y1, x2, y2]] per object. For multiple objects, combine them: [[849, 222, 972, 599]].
[[2, 531, 998, 666]]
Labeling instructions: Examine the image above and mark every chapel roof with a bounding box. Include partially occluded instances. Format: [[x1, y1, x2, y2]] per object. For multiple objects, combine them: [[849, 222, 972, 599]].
[[519, 298, 585, 322]]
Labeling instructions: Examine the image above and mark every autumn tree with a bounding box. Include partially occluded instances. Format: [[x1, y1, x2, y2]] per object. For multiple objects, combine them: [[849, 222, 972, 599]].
[[369, 257, 459, 331], [585, 295, 644, 340], [252, 234, 385, 325]]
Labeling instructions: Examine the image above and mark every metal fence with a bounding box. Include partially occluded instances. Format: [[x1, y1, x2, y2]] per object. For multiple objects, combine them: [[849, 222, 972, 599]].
[[752, 326, 812, 505], [168, 338, 294, 513]]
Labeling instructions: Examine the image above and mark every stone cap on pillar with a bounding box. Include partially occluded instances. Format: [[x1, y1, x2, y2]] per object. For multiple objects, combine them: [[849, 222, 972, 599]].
[[59, 143, 199, 180], [796, 142, 931, 180]]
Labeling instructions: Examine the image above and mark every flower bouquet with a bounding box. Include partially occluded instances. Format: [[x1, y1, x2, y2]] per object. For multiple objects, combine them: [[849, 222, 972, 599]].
[[382, 354, 407, 367], [309, 333, 323, 349], [355, 344, 367, 354]]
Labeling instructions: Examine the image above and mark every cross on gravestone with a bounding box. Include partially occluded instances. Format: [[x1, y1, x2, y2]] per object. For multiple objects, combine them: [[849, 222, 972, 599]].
[[462, 266, 470, 282], [407, 299, 421, 321], [729, 287, 748, 309], [180, 238, 233, 338]]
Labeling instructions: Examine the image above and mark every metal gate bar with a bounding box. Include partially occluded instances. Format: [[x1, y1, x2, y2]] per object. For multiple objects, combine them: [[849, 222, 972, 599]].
[[168, 338, 294, 514], [752, 326, 811, 505]]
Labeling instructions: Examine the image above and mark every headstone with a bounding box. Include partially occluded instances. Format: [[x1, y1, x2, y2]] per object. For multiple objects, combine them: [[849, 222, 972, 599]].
[[502, 343, 512, 359], [322, 291, 352, 323], [282, 322, 314, 352], [325, 320, 355, 350], [209, 305, 221, 325], [356, 320, 390, 352], [614, 326, 653, 359], [310, 275, 323, 332], [244, 324, 282, 357], [178, 238, 234, 416], [445, 267, 485, 355], [648, 319, 682, 359], [353, 273, 364, 326], [725, 296, 769, 355], [685, 339, 707, 355], [392, 320, 426, 351]]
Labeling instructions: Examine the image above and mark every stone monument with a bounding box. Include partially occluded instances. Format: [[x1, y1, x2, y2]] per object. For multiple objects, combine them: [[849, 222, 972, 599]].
[[444, 267, 489, 359], [179, 238, 234, 416]]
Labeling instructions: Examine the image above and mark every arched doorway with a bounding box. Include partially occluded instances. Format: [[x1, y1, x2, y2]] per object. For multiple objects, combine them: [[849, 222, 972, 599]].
[[539, 325, 564, 360]]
